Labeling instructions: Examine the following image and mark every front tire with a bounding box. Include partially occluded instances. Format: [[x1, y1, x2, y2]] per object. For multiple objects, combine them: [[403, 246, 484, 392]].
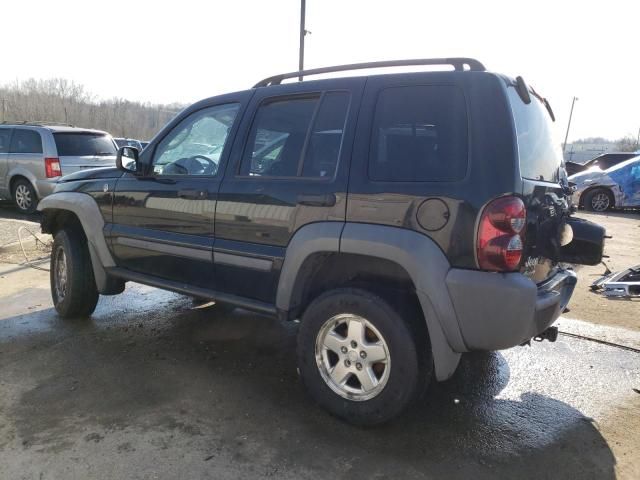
[[12, 178, 38, 214], [297, 288, 431, 426], [50, 229, 99, 318], [584, 188, 614, 212]]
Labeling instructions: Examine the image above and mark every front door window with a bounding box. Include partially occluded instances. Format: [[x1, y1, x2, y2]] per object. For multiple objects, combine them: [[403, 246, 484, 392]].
[[153, 103, 240, 176]]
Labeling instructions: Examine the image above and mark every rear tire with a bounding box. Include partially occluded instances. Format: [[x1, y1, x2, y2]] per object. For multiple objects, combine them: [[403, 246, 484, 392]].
[[50, 229, 99, 318], [584, 188, 614, 212], [12, 178, 38, 214], [297, 288, 431, 426]]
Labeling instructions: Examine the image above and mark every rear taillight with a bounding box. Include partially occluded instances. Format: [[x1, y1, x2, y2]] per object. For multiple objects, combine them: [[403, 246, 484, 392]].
[[45, 157, 61, 178], [476, 196, 526, 272]]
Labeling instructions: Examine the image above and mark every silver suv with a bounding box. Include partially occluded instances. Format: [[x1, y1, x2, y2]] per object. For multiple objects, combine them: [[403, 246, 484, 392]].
[[0, 123, 118, 213]]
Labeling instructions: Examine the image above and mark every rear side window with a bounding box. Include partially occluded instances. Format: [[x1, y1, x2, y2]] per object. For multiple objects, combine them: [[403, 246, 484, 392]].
[[10, 129, 43, 154], [506, 87, 562, 182], [369, 86, 468, 182], [0, 129, 11, 153], [240, 91, 350, 178], [54, 133, 117, 156]]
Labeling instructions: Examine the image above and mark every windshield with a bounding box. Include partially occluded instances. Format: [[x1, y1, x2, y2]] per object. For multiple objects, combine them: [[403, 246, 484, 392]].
[[54, 133, 117, 156], [507, 87, 562, 182]]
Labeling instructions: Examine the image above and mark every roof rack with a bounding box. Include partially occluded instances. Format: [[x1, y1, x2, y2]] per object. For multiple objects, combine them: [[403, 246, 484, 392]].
[[254, 57, 486, 88], [0, 120, 76, 127]]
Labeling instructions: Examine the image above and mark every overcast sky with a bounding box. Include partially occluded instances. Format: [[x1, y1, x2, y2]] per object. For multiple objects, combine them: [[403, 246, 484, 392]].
[[3, 0, 639, 142]]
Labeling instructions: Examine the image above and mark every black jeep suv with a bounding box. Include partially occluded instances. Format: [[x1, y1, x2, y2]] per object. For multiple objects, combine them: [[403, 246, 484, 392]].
[[39, 58, 605, 425]]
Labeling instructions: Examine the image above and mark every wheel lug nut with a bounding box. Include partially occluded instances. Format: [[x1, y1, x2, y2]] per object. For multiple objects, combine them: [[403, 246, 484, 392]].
[[345, 360, 351, 367], [360, 351, 367, 359], [356, 363, 363, 370], [341, 346, 348, 354], [350, 341, 357, 348]]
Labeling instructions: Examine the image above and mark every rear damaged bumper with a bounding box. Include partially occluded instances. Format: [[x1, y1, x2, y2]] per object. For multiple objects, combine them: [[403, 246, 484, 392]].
[[446, 268, 577, 351]]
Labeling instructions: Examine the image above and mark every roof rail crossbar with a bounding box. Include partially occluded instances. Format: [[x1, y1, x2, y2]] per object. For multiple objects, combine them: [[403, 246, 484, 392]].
[[254, 57, 486, 88], [0, 120, 76, 127]]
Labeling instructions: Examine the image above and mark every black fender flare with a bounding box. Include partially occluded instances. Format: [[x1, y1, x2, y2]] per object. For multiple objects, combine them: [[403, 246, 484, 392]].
[[277, 222, 464, 380], [38, 192, 122, 294]]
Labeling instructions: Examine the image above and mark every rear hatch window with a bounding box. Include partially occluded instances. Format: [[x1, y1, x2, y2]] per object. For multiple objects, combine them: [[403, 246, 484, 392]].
[[507, 87, 562, 183], [54, 133, 117, 156]]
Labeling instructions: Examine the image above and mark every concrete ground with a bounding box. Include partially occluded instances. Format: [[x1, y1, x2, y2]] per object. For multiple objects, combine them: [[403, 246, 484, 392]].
[[564, 211, 640, 332], [0, 203, 639, 479]]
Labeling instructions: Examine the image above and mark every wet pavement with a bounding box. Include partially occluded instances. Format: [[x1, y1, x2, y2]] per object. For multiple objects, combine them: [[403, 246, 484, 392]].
[[0, 272, 639, 479]]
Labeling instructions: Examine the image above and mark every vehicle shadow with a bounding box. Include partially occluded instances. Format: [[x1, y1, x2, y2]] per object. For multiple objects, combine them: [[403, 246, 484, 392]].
[[0, 200, 42, 222], [0, 299, 617, 479]]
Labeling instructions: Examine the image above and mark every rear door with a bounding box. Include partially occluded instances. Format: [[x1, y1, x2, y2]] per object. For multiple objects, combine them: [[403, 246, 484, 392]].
[[8, 127, 44, 179], [609, 158, 640, 207], [214, 78, 364, 303], [53, 131, 118, 174], [109, 96, 246, 289], [0, 128, 13, 193], [631, 161, 640, 206]]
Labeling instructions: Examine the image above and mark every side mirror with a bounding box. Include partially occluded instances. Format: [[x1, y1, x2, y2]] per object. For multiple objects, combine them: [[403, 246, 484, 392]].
[[116, 146, 140, 174]]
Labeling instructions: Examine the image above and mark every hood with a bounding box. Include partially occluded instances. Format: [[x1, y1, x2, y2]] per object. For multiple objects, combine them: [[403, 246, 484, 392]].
[[59, 166, 124, 182]]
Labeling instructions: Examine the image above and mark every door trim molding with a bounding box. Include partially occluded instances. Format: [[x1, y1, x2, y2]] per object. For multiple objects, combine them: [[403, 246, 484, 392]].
[[115, 236, 213, 262], [214, 251, 273, 271]]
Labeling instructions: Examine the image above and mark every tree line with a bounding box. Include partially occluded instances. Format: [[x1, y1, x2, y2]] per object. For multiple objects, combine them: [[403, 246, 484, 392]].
[[0, 78, 184, 141], [572, 135, 640, 152]]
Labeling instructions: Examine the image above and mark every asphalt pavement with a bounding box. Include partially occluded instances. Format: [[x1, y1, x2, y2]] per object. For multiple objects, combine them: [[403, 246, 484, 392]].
[[0, 264, 639, 479]]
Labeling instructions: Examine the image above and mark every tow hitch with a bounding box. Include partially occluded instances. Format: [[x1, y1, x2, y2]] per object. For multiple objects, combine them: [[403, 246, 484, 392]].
[[534, 326, 559, 343]]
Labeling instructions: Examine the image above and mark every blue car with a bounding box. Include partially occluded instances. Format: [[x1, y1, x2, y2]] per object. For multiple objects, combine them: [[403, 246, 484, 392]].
[[570, 156, 640, 211]]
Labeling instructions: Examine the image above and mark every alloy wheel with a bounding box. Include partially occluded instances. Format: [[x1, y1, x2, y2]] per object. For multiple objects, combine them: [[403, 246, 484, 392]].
[[315, 313, 391, 401], [54, 247, 68, 301], [591, 192, 610, 212], [14, 184, 32, 211]]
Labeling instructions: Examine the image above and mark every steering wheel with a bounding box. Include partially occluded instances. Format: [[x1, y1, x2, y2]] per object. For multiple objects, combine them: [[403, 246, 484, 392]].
[[191, 155, 217, 175], [162, 155, 217, 175]]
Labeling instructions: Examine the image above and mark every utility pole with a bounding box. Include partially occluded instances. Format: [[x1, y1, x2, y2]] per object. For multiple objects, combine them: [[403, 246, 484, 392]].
[[562, 96, 578, 154], [298, 0, 306, 81]]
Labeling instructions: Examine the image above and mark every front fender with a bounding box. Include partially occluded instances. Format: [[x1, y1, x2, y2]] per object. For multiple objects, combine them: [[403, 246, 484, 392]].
[[38, 192, 115, 268]]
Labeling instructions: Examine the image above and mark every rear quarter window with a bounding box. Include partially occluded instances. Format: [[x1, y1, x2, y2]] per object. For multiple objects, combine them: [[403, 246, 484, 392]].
[[368, 85, 468, 182]]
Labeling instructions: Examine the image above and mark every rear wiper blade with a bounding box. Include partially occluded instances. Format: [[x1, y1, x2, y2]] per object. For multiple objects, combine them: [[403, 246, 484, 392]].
[[542, 98, 556, 122], [529, 85, 556, 122]]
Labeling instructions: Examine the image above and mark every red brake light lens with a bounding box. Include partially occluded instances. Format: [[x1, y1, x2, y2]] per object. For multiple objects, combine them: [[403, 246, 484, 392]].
[[476, 196, 526, 271], [45, 157, 61, 178]]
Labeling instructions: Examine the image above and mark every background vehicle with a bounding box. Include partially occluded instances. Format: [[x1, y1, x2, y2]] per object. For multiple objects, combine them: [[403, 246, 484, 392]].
[[565, 152, 638, 176], [114, 137, 144, 151], [570, 155, 640, 211], [0, 122, 117, 213], [38, 58, 604, 425]]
